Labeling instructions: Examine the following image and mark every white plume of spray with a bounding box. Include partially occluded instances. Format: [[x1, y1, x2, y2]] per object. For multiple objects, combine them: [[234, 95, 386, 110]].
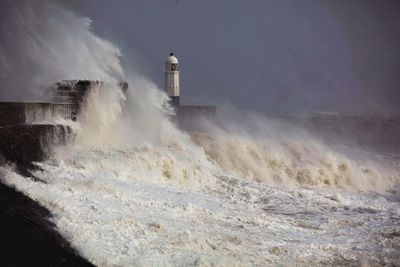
[[0, 0, 124, 101], [0, 0, 166, 149]]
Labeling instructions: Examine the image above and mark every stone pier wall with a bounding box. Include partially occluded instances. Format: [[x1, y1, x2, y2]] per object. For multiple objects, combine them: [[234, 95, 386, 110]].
[[0, 102, 78, 126], [0, 103, 76, 172], [0, 80, 128, 170], [0, 124, 73, 173]]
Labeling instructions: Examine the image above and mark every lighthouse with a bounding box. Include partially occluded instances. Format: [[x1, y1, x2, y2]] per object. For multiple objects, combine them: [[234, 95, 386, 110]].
[[163, 53, 216, 126], [165, 52, 180, 106]]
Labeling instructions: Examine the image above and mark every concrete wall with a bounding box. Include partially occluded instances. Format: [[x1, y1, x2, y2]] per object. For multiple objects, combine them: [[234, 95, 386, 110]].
[[0, 80, 128, 170], [0, 102, 77, 126], [0, 124, 73, 172]]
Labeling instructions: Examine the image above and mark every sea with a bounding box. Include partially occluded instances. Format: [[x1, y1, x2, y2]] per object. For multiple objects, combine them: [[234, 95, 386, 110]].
[[1, 85, 400, 266]]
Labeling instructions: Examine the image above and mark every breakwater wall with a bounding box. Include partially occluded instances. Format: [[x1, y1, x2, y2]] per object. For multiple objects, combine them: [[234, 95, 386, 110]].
[[0, 102, 78, 125], [0, 102, 76, 172], [0, 80, 122, 171], [0, 124, 72, 174]]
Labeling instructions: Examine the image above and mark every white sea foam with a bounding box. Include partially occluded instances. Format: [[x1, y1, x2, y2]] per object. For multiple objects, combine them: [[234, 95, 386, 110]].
[[1, 0, 399, 266], [2, 85, 400, 265], [2, 150, 400, 266]]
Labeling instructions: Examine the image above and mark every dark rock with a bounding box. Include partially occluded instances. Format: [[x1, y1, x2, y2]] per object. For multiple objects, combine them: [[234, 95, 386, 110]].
[[0, 182, 94, 267]]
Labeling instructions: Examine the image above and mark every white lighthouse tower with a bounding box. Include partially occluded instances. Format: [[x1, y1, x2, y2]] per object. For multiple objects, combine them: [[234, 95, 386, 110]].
[[165, 52, 180, 106]]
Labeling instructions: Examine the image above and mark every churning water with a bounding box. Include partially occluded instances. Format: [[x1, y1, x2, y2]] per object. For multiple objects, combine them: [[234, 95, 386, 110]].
[[2, 106, 400, 266], [1, 0, 399, 266]]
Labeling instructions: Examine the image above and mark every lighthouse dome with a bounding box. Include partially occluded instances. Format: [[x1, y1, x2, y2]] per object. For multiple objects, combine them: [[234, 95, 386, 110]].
[[166, 53, 179, 71], [166, 53, 178, 64]]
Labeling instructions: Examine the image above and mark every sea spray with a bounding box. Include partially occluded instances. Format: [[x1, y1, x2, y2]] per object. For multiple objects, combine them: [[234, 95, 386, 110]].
[[2, 147, 399, 265], [0, 0, 399, 266], [0, 0, 123, 101], [190, 111, 400, 192], [76, 82, 125, 147]]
